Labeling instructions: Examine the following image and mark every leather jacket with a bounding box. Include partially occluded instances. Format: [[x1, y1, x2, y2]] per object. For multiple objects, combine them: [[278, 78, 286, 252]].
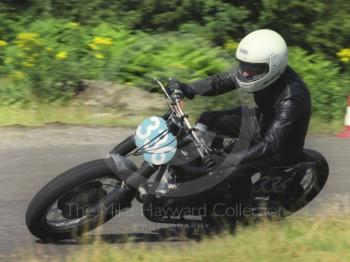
[[187, 66, 311, 165]]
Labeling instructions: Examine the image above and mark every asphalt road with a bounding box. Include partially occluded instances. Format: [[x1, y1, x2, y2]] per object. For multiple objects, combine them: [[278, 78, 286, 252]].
[[0, 126, 349, 260]]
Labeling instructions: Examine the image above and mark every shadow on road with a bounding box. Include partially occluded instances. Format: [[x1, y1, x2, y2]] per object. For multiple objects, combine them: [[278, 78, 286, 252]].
[[35, 228, 203, 245]]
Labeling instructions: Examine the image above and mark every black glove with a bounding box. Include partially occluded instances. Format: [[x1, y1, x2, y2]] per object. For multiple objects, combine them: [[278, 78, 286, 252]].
[[202, 153, 225, 173], [166, 78, 196, 100]]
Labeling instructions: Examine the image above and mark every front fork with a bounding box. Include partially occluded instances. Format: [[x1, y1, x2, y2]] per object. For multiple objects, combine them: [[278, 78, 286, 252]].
[[110, 135, 136, 156], [98, 134, 159, 215], [92, 161, 158, 216], [109, 134, 159, 187], [103, 109, 203, 213]]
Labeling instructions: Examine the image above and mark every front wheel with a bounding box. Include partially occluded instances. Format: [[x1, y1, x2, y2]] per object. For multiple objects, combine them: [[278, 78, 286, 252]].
[[26, 159, 127, 240]]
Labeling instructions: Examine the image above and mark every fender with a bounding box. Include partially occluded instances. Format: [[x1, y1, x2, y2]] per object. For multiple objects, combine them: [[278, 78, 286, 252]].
[[106, 153, 138, 181]]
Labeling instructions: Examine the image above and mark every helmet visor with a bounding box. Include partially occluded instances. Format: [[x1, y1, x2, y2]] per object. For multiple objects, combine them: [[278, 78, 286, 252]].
[[235, 59, 269, 83]]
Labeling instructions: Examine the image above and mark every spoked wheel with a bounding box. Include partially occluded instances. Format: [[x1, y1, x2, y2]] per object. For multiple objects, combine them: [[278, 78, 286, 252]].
[[26, 159, 128, 240], [45, 178, 121, 233]]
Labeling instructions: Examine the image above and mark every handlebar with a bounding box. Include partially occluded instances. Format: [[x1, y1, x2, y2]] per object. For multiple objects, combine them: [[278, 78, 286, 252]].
[[172, 89, 184, 100], [154, 78, 211, 158]]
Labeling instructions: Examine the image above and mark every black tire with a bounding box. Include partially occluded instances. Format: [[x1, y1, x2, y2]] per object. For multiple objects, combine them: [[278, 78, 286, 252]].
[[284, 148, 329, 212], [26, 158, 122, 240]]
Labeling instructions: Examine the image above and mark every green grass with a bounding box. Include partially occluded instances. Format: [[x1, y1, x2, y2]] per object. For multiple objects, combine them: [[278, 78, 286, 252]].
[[45, 215, 350, 262], [308, 117, 343, 135], [0, 104, 144, 127], [0, 105, 344, 135]]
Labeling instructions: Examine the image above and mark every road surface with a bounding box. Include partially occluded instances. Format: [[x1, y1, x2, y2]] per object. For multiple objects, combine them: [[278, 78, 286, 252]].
[[0, 126, 349, 260]]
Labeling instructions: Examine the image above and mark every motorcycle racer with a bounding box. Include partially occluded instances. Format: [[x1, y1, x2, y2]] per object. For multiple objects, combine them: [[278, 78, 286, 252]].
[[168, 29, 311, 174]]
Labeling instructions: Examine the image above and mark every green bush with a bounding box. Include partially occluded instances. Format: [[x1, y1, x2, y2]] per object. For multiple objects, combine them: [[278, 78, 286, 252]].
[[111, 32, 232, 90], [289, 48, 350, 120], [0, 19, 89, 103], [0, 19, 349, 122], [0, 20, 233, 104], [2, 1, 350, 65], [0, 77, 31, 105]]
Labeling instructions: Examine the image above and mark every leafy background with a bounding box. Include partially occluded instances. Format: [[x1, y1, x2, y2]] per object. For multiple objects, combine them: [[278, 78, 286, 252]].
[[0, 0, 349, 122]]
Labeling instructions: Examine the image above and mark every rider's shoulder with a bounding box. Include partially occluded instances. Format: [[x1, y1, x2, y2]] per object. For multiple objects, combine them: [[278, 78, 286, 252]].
[[280, 67, 310, 97]]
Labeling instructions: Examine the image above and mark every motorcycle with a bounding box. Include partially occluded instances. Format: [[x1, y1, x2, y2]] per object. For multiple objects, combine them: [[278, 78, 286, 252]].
[[26, 79, 329, 240]]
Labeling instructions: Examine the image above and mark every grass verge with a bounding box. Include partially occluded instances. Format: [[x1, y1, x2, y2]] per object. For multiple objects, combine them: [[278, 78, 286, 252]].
[[23, 215, 350, 262], [0, 105, 343, 135], [308, 117, 343, 135], [0, 104, 145, 127]]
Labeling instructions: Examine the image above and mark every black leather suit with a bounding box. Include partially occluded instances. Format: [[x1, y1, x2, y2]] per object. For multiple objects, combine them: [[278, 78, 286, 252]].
[[187, 66, 311, 170]]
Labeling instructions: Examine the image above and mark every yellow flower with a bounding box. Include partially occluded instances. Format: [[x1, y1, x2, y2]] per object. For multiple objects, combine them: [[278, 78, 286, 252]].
[[22, 62, 34, 68], [55, 51, 68, 60], [15, 32, 42, 50], [93, 36, 113, 46], [0, 40, 7, 47], [340, 57, 350, 63], [13, 71, 26, 80], [337, 48, 350, 63], [68, 22, 80, 29], [94, 53, 105, 59], [224, 40, 238, 51], [170, 63, 187, 69], [88, 43, 99, 50], [16, 32, 39, 41]]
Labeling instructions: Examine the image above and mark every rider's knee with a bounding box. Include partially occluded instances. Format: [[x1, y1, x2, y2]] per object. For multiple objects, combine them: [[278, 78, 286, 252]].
[[197, 111, 216, 126]]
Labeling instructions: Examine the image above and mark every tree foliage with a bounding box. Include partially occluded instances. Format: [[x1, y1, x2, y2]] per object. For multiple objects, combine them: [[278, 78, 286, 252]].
[[1, 1, 348, 56], [0, 1, 349, 121]]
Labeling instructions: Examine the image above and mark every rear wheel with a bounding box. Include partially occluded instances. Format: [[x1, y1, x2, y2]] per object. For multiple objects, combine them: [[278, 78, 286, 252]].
[[283, 149, 329, 212], [26, 158, 126, 240]]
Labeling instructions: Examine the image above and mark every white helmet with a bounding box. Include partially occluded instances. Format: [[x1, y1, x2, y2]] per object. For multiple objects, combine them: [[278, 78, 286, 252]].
[[235, 29, 288, 92]]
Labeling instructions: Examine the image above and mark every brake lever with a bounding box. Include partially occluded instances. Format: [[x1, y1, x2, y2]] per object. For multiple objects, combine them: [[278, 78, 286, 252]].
[[154, 78, 174, 103]]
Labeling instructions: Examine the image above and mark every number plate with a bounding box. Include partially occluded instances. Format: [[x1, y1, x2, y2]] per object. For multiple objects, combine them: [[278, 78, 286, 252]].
[[134, 116, 177, 165]]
